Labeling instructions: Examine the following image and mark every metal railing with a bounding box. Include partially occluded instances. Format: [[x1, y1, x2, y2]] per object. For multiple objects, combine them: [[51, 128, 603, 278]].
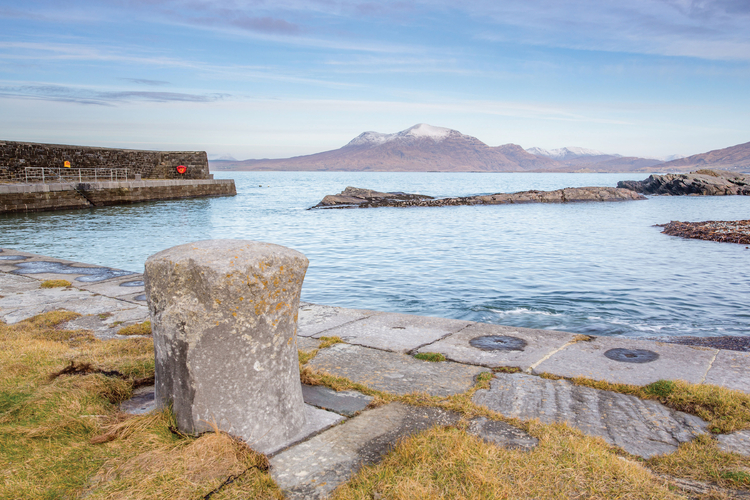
[[24, 167, 130, 183]]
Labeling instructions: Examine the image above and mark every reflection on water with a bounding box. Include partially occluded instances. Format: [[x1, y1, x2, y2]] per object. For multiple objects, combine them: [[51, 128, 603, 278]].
[[1, 171, 749, 338]]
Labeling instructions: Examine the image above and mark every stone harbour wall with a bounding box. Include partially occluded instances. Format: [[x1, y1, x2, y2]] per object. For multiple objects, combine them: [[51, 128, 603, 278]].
[[0, 140, 210, 181], [0, 179, 236, 214]]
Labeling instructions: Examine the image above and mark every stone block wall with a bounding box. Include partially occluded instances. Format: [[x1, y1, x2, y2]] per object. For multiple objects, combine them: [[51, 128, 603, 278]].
[[0, 140, 209, 182], [0, 179, 236, 214]]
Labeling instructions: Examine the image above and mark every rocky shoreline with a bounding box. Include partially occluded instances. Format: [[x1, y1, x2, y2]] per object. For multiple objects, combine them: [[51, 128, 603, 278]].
[[618, 169, 750, 196], [312, 185, 645, 209], [658, 220, 750, 245]]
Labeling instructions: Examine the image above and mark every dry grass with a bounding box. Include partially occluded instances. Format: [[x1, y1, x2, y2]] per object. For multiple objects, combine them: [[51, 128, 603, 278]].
[[332, 423, 683, 500], [40, 279, 72, 288], [0, 310, 281, 500], [117, 320, 152, 336], [318, 335, 344, 348], [648, 434, 750, 491]]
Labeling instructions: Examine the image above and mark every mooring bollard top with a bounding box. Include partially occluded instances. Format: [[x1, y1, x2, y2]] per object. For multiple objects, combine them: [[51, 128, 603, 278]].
[[145, 239, 308, 270]]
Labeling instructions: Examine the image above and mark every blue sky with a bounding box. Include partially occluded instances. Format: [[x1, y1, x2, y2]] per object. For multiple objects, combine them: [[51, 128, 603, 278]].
[[1, 0, 749, 160]]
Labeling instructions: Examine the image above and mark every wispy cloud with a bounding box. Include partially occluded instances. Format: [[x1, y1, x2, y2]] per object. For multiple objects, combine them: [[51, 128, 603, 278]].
[[120, 78, 171, 86], [466, 0, 750, 61], [0, 83, 228, 106]]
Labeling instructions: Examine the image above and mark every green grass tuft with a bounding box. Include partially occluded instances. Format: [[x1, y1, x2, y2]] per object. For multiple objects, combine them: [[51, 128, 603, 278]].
[[414, 352, 446, 362]]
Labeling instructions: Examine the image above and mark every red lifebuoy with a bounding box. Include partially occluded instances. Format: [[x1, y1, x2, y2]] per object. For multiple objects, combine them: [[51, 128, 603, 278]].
[[176, 165, 187, 174]]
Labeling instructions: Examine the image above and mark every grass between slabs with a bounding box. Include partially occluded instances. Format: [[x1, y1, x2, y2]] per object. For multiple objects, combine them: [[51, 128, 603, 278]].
[[413, 352, 446, 362], [117, 320, 152, 336], [40, 279, 72, 288]]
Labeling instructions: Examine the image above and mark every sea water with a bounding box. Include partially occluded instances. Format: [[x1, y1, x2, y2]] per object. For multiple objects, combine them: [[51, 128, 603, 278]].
[[1, 171, 748, 338]]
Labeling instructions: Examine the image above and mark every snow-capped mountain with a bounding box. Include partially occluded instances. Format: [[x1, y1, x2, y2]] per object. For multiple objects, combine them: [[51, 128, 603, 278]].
[[211, 124, 560, 172], [525, 146, 612, 160], [346, 124, 457, 147]]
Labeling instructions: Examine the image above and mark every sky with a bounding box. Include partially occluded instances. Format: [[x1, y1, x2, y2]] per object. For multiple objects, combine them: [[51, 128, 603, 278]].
[[1, 0, 749, 160]]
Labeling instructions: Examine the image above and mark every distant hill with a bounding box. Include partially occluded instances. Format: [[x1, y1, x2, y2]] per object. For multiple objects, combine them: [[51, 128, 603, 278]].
[[525, 146, 664, 172], [210, 124, 748, 173], [211, 124, 561, 172], [655, 141, 750, 172]]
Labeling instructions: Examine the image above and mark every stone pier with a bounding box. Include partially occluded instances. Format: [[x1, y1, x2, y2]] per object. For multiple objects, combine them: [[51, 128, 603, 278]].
[[144, 240, 311, 453]]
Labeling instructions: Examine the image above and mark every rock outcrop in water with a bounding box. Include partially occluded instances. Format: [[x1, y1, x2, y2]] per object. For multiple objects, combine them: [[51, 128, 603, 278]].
[[658, 220, 750, 245], [617, 170, 750, 196], [312, 186, 645, 209]]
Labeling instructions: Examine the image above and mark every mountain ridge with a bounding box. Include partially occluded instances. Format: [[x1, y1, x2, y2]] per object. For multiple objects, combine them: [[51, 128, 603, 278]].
[[210, 124, 749, 173]]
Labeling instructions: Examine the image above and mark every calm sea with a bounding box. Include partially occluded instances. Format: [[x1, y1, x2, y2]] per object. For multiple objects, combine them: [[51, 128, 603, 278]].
[[2, 172, 748, 338]]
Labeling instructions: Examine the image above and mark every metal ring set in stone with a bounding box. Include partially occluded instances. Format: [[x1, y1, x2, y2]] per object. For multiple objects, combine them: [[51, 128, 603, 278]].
[[469, 335, 527, 351], [604, 348, 659, 363], [468, 335, 660, 364]]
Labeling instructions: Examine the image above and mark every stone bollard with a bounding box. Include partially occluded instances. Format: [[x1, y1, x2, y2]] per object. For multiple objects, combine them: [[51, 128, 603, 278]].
[[144, 240, 309, 453]]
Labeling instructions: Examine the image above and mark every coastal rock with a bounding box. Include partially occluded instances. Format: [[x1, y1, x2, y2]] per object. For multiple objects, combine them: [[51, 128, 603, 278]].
[[617, 169, 750, 195], [658, 220, 750, 245], [312, 185, 645, 209], [144, 239, 309, 454]]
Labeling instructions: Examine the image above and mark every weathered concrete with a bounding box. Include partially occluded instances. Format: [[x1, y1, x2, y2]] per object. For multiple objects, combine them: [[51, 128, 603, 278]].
[[473, 373, 707, 458], [144, 240, 310, 454], [301, 384, 373, 416], [307, 343, 486, 396], [533, 336, 717, 385], [270, 403, 460, 499], [297, 303, 380, 337], [467, 416, 539, 451], [315, 311, 470, 353], [717, 430, 750, 457], [704, 350, 750, 393], [419, 322, 577, 370]]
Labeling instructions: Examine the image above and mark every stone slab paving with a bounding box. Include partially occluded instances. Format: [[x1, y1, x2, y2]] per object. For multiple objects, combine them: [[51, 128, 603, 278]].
[[533, 336, 718, 386], [704, 350, 750, 393], [717, 431, 750, 457], [269, 402, 461, 499], [467, 416, 538, 451], [316, 311, 471, 353], [263, 405, 346, 456], [296, 336, 321, 352], [61, 306, 150, 340], [0, 287, 140, 324], [298, 303, 380, 337], [418, 322, 578, 370], [307, 343, 486, 396], [73, 273, 145, 298], [0, 273, 41, 294], [473, 372, 708, 458], [301, 384, 373, 416]]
